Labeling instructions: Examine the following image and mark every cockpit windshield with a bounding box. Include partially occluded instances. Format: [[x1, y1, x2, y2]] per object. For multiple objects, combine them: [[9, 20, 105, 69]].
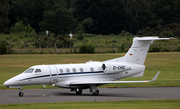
[[24, 68, 34, 73]]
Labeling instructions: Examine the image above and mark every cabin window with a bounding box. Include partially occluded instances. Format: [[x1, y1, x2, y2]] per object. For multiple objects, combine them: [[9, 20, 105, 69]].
[[90, 67, 94, 72], [72, 68, 76, 73], [66, 68, 70, 73], [59, 69, 63, 73], [35, 69, 41, 73], [80, 68, 83, 72], [24, 68, 34, 73]]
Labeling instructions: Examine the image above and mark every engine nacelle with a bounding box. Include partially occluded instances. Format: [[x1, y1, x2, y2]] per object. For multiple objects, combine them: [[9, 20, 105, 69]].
[[101, 62, 131, 74]]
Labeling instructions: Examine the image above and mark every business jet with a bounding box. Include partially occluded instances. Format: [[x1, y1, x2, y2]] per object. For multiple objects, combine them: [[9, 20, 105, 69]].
[[4, 36, 170, 97]]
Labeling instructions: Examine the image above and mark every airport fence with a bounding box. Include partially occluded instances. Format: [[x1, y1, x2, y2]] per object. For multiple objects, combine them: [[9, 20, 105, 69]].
[[5, 39, 180, 54]]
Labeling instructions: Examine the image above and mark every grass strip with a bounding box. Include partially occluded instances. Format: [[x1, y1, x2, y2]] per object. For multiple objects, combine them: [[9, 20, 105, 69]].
[[0, 99, 180, 109]]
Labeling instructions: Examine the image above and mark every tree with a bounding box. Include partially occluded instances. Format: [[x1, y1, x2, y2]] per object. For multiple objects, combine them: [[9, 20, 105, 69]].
[[74, 0, 127, 35], [6, 0, 180, 36], [9, 21, 36, 40], [39, 4, 75, 37], [10, 21, 35, 34], [124, 0, 159, 34], [8, 0, 65, 33], [79, 43, 95, 53], [0, 0, 10, 33], [0, 39, 7, 54], [59, 0, 76, 12], [81, 17, 93, 33], [153, 0, 180, 26]]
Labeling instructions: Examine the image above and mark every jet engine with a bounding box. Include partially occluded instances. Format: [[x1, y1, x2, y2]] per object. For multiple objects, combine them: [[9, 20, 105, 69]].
[[101, 62, 131, 74]]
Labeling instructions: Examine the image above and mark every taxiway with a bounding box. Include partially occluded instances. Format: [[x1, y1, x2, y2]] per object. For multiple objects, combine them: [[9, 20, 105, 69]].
[[0, 87, 180, 104]]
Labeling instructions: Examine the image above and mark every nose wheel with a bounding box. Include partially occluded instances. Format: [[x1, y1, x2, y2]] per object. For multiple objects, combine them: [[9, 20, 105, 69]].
[[19, 87, 24, 97], [19, 92, 24, 97]]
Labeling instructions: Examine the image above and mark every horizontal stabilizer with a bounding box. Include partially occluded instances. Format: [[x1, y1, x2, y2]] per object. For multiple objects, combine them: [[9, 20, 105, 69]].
[[135, 37, 170, 41], [70, 71, 160, 85]]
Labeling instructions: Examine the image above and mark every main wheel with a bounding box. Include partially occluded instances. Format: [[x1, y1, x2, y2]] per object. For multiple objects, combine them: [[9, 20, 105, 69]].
[[93, 89, 99, 95], [19, 92, 24, 97], [75, 89, 82, 95]]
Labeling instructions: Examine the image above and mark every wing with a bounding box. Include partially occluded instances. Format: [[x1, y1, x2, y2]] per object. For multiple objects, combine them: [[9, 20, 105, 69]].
[[70, 71, 160, 86]]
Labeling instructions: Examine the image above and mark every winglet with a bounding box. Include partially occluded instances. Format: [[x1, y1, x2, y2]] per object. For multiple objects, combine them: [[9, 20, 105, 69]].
[[150, 71, 160, 82]]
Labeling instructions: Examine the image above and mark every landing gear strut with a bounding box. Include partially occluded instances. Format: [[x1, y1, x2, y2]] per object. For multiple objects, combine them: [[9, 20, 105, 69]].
[[92, 89, 99, 95], [19, 87, 24, 97], [90, 85, 99, 95]]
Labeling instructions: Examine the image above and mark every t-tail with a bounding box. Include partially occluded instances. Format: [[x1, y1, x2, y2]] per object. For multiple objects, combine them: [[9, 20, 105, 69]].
[[122, 36, 170, 64]]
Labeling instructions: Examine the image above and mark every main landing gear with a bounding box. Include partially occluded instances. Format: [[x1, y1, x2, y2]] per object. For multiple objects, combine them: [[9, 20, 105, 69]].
[[75, 88, 82, 95], [73, 85, 99, 95], [92, 89, 99, 95], [90, 85, 99, 95]]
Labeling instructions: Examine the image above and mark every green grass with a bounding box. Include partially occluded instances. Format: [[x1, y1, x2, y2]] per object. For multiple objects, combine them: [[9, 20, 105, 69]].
[[0, 99, 180, 109], [0, 52, 180, 90]]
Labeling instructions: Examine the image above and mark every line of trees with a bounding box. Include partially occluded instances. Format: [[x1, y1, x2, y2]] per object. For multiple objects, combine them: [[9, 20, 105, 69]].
[[1, 0, 180, 38]]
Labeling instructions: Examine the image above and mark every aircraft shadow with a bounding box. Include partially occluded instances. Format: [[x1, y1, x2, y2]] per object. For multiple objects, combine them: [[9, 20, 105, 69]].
[[51, 92, 146, 98]]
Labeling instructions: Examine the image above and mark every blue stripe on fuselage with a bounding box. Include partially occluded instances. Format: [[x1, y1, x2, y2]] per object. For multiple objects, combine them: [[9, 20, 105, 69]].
[[19, 75, 50, 81], [18, 71, 104, 81]]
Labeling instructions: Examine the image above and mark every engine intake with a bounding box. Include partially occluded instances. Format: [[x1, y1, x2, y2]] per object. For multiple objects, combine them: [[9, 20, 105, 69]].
[[101, 62, 131, 73]]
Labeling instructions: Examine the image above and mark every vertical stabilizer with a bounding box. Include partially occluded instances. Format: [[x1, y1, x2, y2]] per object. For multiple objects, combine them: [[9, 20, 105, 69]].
[[123, 37, 169, 64]]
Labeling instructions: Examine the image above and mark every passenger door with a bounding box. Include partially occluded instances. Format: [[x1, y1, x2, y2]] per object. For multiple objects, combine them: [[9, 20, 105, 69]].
[[48, 66, 58, 84]]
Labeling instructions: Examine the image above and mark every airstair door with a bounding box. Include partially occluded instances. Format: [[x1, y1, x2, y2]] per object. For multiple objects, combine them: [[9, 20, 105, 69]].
[[48, 66, 58, 84]]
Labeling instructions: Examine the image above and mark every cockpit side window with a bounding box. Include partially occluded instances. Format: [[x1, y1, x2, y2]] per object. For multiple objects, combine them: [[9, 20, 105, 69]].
[[24, 68, 34, 73], [35, 69, 41, 73]]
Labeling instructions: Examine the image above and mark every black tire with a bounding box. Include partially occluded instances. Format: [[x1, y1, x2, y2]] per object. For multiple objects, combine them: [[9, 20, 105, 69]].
[[93, 89, 99, 95], [76, 89, 82, 95], [19, 92, 24, 97]]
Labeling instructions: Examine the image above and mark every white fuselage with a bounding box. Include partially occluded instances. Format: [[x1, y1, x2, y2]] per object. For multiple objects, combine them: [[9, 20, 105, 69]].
[[4, 61, 145, 88]]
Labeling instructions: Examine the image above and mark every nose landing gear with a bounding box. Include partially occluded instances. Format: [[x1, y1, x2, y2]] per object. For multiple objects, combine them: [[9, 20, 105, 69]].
[[19, 87, 24, 97], [19, 91, 24, 97]]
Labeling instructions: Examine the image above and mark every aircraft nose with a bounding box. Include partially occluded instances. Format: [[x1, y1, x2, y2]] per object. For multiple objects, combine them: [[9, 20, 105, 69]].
[[4, 78, 18, 86], [4, 79, 13, 86], [4, 73, 24, 86], [4, 81, 8, 86]]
